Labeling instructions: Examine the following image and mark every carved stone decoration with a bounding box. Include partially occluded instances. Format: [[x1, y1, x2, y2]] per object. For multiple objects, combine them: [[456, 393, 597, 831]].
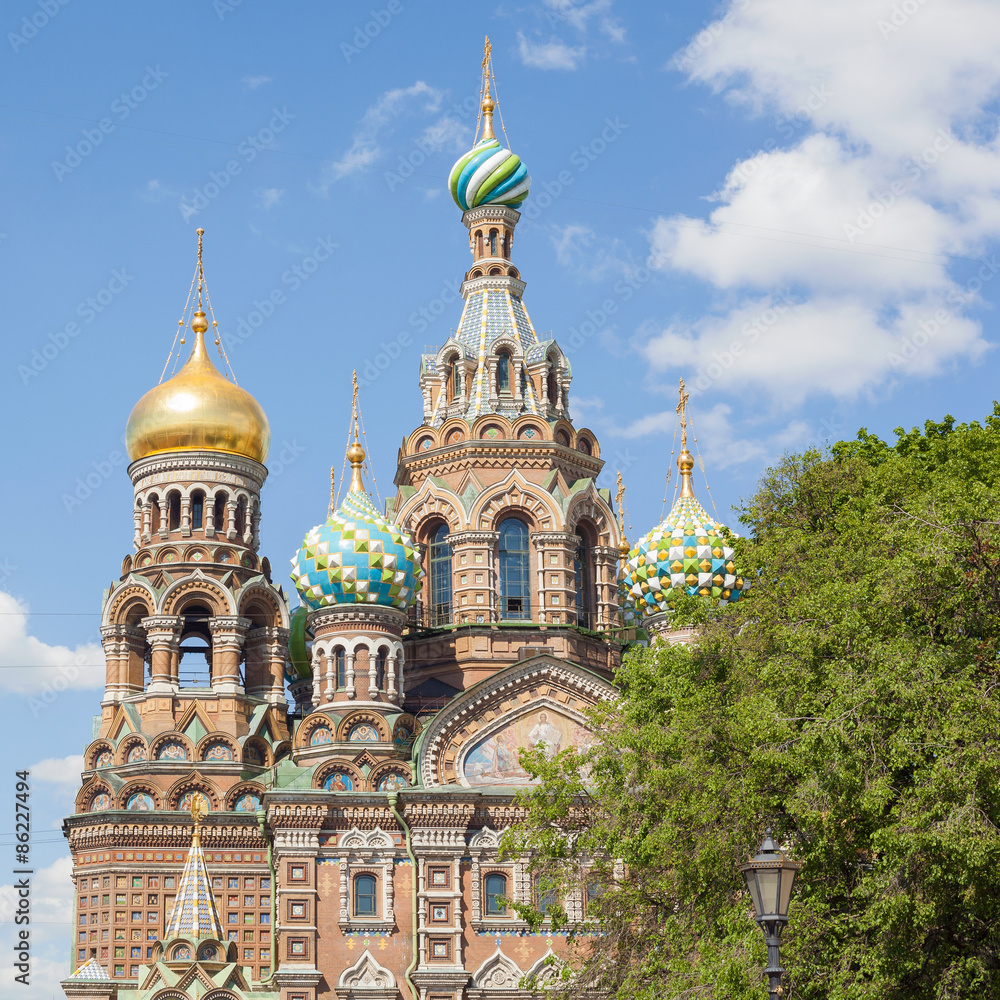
[[472, 948, 524, 990], [335, 949, 397, 1000]]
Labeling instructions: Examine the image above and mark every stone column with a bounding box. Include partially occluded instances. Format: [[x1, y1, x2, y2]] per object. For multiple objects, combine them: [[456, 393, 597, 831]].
[[180, 496, 192, 537], [448, 531, 498, 624], [208, 616, 251, 695], [244, 626, 288, 704], [345, 650, 356, 699], [592, 544, 620, 631], [141, 616, 182, 694], [532, 532, 577, 626]]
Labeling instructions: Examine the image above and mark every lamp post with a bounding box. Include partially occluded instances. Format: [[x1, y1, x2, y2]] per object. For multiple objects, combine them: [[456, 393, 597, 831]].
[[740, 829, 802, 1000]]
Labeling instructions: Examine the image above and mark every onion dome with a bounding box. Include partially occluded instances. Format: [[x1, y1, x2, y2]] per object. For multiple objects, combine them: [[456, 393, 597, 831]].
[[448, 92, 530, 210], [126, 232, 270, 464], [290, 439, 422, 611], [620, 384, 750, 619]]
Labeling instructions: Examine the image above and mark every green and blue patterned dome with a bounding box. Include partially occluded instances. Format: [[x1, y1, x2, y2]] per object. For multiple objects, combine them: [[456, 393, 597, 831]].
[[290, 445, 422, 611], [620, 463, 749, 618], [448, 95, 530, 211]]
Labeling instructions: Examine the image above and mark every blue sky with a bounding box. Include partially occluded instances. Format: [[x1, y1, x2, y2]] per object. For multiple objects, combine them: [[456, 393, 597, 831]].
[[2, 1, 1000, 993]]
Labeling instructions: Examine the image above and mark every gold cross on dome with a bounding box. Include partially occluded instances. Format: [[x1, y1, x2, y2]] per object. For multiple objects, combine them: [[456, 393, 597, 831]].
[[676, 377, 690, 450]]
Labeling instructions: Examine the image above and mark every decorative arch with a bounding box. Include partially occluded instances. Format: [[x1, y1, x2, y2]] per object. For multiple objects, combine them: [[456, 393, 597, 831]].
[[314, 762, 362, 793], [469, 469, 561, 532], [149, 732, 192, 762], [227, 783, 265, 812], [165, 774, 221, 812], [76, 777, 113, 814], [470, 413, 513, 440], [86, 740, 115, 770], [241, 736, 271, 766], [116, 734, 148, 766], [296, 712, 339, 750], [236, 581, 288, 629], [159, 572, 236, 616], [472, 948, 524, 990], [337, 949, 397, 990], [196, 734, 239, 762], [118, 781, 160, 812], [103, 579, 155, 626], [337, 711, 387, 744], [367, 764, 410, 792]]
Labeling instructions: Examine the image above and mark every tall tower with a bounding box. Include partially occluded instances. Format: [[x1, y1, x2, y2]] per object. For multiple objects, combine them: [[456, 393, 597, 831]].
[[66, 232, 290, 986], [390, 43, 624, 696]]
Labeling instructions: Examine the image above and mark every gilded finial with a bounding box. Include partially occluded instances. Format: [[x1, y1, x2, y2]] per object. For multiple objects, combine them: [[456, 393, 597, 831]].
[[328, 466, 337, 518], [190, 792, 207, 848], [676, 377, 695, 498], [480, 35, 496, 142], [615, 471, 630, 565], [347, 370, 366, 494], [191, 228, 209, 334]]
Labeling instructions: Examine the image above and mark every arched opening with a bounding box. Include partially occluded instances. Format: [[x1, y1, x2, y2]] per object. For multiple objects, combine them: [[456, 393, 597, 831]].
[[335, 647, 346, 689], [574, 528, 596, 628], [547, 358, 559, 406], [496, 351, 511, 394], [446, 357, 459, 402], [429, 523, 452, 626], [214, 491, 228, 533], [354, 874, 377, 916], [502, 229, 511, 259], [178, 604, 213, 687], [149, 495, 161, 534], [191, 490, 204, 530], [489, 228, 499, 257], [167, 491, 181, 531], [375, 647, 387, 691], [475, 229, 484, 258], [235, 497, 247, 538], [485, 873, 507, 915], [499, 518, 531, 621]]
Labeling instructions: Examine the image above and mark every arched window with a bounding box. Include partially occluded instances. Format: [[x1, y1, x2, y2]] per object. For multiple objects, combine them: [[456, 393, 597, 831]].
[[191, 491, 204, 530], [489, 228, 499, 256], [499, 519, 531, 621], [375, 648, 387, 690], [167, 492, 181, 531], [149, 495, 161, 533], [547, 359, 559, 406], [354, 874, 377, 916], [574, 529, 594, 628], [446, 358, 460, 402], [235, 497, 247, 538], [214, 492, 228, 532], [429, 523, 452, 626], [496, 352, 510, 394], [475, 230, 484, 258], [485, 873, 507, 915], [335, 647, 346, 689]]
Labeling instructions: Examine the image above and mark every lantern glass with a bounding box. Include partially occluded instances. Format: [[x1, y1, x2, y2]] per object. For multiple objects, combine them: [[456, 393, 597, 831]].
[[757, 869, 780, 917], [742, 868, 763, 917], [777, 864, 797, 916]]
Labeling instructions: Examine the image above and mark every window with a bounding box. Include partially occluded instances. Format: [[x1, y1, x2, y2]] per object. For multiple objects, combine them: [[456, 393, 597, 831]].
[[574, 530, 594, 627], [354, 874, 377, 917], [214, 492, 228, 531], [547, 359, 559, 405], [335, 647, 346, 688], [191, 491, 204, 530], [167, 492, 181, 531], [499, 519, 531, 620], [534, 874, 557, 915], [489, 228, 499, 256], [429, 523, 452, 625], [149, 495, 161, 533], [447, 358, 459, 401], [496, 352, 510, 393], [485, 873, 507, 916], [374, 648, 387, 690], [235, 497, 247, 537]]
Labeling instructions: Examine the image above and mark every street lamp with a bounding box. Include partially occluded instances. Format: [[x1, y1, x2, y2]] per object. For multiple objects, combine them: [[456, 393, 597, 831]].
[[740, 829, 802, 1000]]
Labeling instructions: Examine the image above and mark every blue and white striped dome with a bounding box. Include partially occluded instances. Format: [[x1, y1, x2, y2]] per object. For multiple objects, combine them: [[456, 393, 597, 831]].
[[448, 136, 531, 211]]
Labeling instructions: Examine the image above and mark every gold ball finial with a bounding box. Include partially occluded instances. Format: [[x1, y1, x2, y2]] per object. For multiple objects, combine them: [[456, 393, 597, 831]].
[[482, 93, 495, 115], [347, 441, 366, 466], [618, 538, 630, 557], [191, 310, 209, 334]]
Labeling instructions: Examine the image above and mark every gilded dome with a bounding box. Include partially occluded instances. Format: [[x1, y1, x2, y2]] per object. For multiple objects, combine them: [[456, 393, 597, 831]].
[[125, 313, 270, 464]]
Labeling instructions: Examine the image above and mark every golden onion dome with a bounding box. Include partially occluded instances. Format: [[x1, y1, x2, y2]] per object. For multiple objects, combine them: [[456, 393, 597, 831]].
[[125, 311, 270, 464]]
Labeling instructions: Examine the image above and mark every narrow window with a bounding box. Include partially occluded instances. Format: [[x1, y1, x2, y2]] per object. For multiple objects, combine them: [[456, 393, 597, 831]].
[[214, 492, 228, 531], [149, 496, 161, 533], [375, 648, 387, 690], [547, 360, 559, 405], [235, 497, 247, 537], [485, 873, 507, 915], [429, 524, 452, 626], [167, 493, 181, 531], [574, 530, 594, 628], [489, 228, 498, 256], [354, 874, 377, 917], [496, 352, 510, 394], [499, 519, 530, 621], [191, 491, 204, 530], [335, 648, 346, 688]]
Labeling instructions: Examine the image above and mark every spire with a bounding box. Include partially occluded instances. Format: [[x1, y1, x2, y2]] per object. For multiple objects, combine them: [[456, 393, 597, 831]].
[[676, 377, 696, 499], [163, 793, 224, 944], [615, 471, 630, 569], [480, 36, 496, 142], [347, 370, 366, 494]]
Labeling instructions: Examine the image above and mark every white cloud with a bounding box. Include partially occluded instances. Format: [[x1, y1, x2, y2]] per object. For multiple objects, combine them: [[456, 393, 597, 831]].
[[242, 74, 272, 90], [0, 855, 74, 995], [320, 82, 443, 189], [256, 186, 284, 209], [0, 591, 103, 695], [516, 32, 585, 71], [30, 755, 85, 789], [552, 223, 633, 281], [649, 0, 1000, 402]]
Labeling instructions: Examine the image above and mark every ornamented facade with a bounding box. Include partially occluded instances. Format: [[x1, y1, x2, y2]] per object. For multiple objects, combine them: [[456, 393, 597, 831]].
[[61, 47, 627, 1000]]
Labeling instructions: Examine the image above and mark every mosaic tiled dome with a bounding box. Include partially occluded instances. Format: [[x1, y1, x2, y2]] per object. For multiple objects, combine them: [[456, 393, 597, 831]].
[[290, 490, 422, 611], [621, 494, 749, 617], [449, 134, 530, 211]]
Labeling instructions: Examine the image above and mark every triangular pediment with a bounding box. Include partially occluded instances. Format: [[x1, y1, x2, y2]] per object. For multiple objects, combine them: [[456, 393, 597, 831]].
[[176, 702, 215, 741], [107, 706, 137, 742]]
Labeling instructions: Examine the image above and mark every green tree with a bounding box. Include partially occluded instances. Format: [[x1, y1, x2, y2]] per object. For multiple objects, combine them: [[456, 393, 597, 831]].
[[504, 407, 1000, 1000]]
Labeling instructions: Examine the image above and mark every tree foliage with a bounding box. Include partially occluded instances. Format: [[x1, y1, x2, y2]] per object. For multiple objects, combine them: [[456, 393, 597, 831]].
[[504, 406, 1000, 1000]]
